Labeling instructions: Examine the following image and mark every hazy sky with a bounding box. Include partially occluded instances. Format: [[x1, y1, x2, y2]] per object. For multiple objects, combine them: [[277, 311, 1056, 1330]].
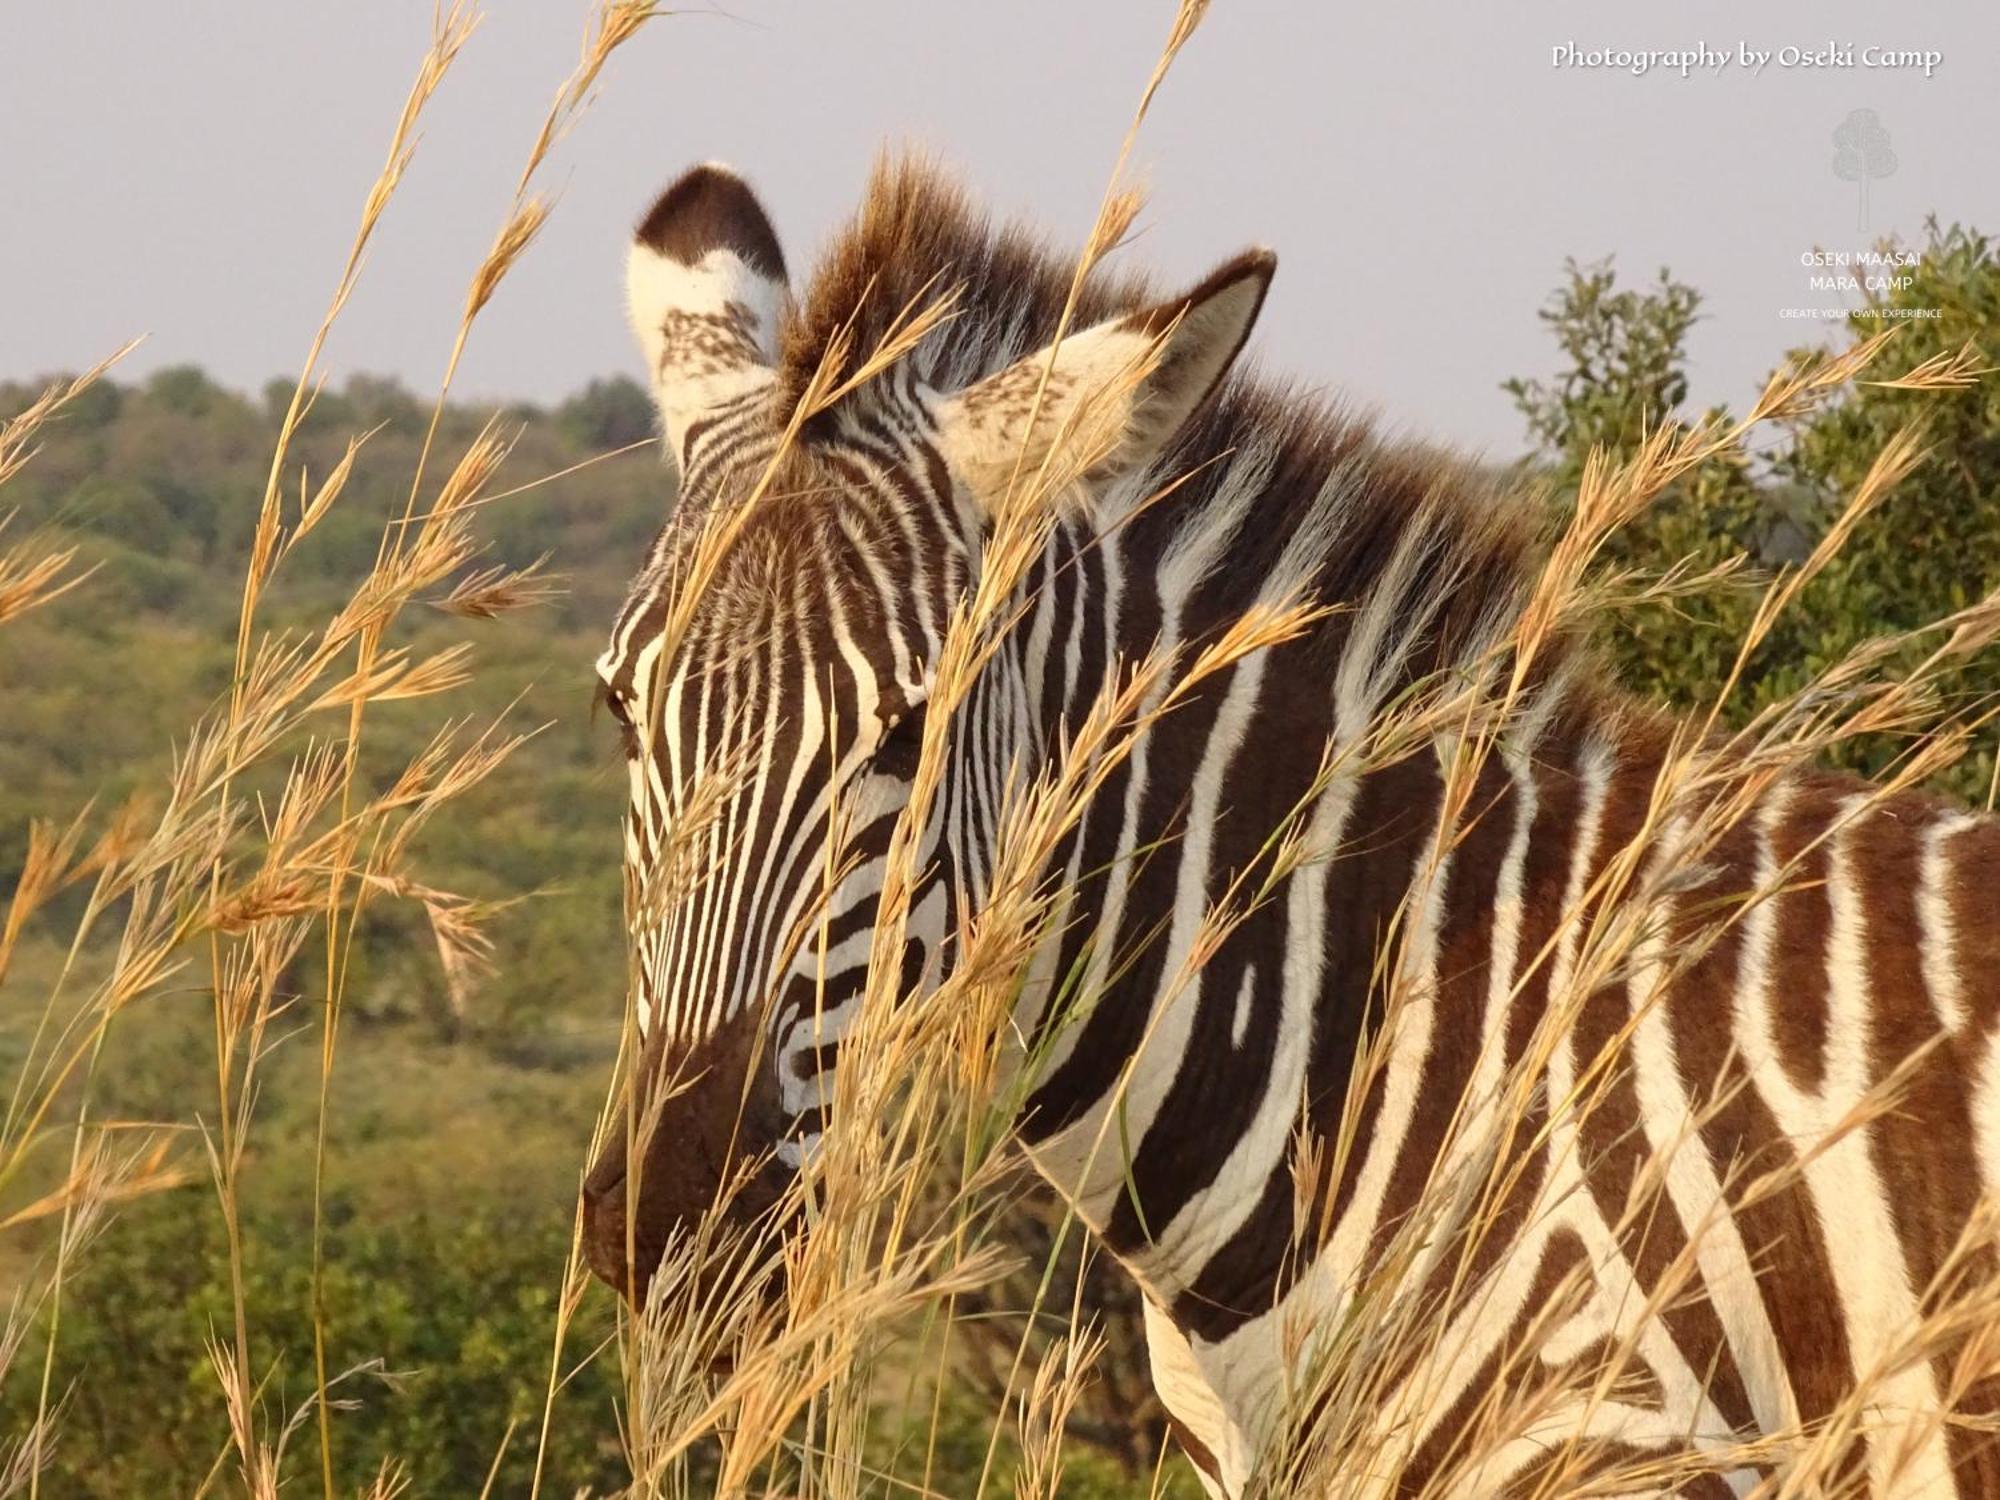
[[4, 2, 1995, 456]]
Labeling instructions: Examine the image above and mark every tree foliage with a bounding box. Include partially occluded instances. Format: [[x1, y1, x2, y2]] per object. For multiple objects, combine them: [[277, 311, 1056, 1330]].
[[1504, 258, 1765, 704], [1507, 223, 2000, 799]]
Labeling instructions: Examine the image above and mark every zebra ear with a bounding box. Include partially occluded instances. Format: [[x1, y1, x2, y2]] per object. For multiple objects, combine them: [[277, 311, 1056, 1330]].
[[626, 164, 790, 466], [932, 249, 1274, 503]]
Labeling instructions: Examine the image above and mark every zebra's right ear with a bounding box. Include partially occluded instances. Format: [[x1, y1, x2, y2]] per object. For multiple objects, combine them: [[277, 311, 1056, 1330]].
[[931, 249, 1273, 506], [626, 165, 790, 466]]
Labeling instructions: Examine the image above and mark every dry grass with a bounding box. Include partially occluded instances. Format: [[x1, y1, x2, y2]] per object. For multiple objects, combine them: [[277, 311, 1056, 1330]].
[[5, 2, 1999, 1498], [568, 6, 2000, 1496], [0, 4, 661, 1497]]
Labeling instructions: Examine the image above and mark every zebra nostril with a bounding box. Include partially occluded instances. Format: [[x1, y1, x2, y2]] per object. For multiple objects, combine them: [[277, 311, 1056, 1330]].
[[581, 1156, 629, 1250], [582, 1125, 630, 1209], [580, 1170, 633, 1294], [582, 1162, 627, 1217]]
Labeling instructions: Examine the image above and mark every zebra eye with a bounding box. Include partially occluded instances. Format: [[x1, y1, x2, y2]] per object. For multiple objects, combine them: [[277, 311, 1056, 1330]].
[[873, 703, 927, 777], [598, 683, 640, 755]]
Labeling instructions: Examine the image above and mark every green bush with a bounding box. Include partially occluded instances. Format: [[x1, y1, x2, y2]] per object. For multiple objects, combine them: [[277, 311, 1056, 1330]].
[[7, 1191, 624, 1496], [1507, 222, 2000, 798]]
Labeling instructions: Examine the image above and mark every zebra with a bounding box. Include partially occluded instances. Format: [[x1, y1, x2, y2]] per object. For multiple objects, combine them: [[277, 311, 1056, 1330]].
[[579, 157, 2000, 1497]]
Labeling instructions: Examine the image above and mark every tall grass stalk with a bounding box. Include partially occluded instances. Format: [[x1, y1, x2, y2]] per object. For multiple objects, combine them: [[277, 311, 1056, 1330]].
[[0, 5, 658, 1496]]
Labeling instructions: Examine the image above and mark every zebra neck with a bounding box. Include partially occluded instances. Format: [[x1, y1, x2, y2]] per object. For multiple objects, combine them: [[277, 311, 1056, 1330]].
[[992, 563, 1649, 1303], [947, 443, 1622, 1291]]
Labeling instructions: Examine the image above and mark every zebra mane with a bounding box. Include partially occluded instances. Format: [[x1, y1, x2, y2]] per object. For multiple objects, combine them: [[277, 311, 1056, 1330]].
[[779, 155, 1583, 710], [778, 154, 1159, 412]]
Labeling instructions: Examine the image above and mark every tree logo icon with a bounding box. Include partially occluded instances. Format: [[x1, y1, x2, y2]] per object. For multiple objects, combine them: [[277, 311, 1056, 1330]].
[[1832, 109, 1897, 232]]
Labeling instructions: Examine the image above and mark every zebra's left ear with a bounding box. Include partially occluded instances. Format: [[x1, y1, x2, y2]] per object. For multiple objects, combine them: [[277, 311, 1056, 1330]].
[[626, 164, 790, 468], [932, 249, 1274, 503]]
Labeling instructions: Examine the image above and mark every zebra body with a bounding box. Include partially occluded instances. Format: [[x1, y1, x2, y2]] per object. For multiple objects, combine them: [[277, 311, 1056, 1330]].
[[583, 159, 2000, 1496]]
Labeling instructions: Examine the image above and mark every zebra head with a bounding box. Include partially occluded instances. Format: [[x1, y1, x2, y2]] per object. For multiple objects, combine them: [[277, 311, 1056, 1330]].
[[580, 163, 1273, 1306]]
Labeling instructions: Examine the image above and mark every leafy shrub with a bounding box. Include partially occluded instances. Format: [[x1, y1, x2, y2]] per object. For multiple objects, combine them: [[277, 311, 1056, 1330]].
[[1507, 222, 2000, 799]]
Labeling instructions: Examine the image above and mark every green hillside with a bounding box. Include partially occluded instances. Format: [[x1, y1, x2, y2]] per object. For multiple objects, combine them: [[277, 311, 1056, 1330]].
[[0, 367, 665, 1492]]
